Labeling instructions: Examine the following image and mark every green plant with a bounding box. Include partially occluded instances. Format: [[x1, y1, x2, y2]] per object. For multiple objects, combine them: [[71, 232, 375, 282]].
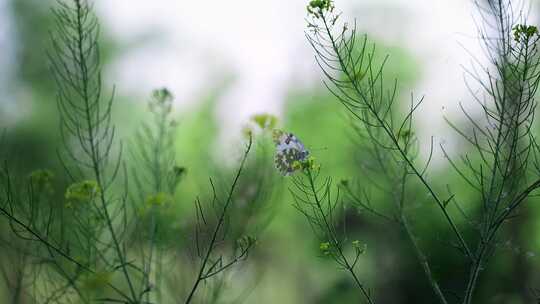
[[290, 157, 374, 303], [0, 1, 262, 303], [1, 0, 540, 303], [304, 0, 540, 303]]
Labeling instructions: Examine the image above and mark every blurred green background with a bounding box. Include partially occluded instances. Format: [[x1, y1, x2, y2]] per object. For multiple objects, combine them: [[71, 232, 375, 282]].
[[1, 0, 539, 303]]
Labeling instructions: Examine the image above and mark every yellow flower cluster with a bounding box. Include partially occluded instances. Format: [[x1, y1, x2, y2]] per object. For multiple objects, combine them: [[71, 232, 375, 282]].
[[65, 180, 100, 207], [137, 192, 175, 217], [242, 113, 279, 140], [320, 241, 331, 255], [149, 87, 174, 114], [28, 169, 55, 194], [513, 24, 539, 43], [302, 156, 320, 172], [145, 192, 173, 207], [307, 0, 334, 19], [352, 240, 366, 254]]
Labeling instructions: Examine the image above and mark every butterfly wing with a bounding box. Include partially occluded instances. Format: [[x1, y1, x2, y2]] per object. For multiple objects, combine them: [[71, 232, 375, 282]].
[[273, 131, 309, 176]]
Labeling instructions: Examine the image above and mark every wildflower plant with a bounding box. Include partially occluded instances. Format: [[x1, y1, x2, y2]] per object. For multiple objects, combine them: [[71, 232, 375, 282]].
[[275, 129, 374, 303], [447, 1, 540, 302], [127, 87, 184, 303], [0, 1, 260, 303], [1, 0, 540, 302], [306, 0, 540, 303], [181, 119, 282, 302], [183, 136, 255, 304], [226, 122, 282, 242]]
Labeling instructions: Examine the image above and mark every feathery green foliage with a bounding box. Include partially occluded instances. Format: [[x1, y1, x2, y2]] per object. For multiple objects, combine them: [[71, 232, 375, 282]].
[[1, 0, 540, 303], [304, 0, 540, 303]]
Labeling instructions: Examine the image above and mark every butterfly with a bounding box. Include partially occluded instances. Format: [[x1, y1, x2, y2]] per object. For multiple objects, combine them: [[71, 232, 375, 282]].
[[273, 130, 310, 176]]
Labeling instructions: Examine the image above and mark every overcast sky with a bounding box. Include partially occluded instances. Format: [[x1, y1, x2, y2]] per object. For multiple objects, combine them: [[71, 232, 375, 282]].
[[93, 0, 497, 152], [1, 0, 538, 153]]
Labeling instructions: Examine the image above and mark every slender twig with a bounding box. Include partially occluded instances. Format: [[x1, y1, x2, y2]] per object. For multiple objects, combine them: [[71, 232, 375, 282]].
[[184, 136, 253, 304]]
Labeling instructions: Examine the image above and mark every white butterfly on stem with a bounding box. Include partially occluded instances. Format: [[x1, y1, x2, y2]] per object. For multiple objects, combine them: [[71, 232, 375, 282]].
[[273, 130, 310, 176]]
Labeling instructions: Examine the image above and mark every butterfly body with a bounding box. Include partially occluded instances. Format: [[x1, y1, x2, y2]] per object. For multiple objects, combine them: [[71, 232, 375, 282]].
[[273, 130, 309, 176]]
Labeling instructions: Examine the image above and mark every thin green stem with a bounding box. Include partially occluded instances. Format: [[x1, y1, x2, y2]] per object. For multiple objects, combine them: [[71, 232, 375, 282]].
[[319, 14, 473, 261], [305, 168, 374, 304], [396, 165, 448, 304], [184, 137, 252, 304], [72, 0, 137, 301], [0, 175, 131, 302]]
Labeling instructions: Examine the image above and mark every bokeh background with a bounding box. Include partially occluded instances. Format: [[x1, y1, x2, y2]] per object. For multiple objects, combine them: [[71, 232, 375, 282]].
[[1, 0, 540, 303]]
